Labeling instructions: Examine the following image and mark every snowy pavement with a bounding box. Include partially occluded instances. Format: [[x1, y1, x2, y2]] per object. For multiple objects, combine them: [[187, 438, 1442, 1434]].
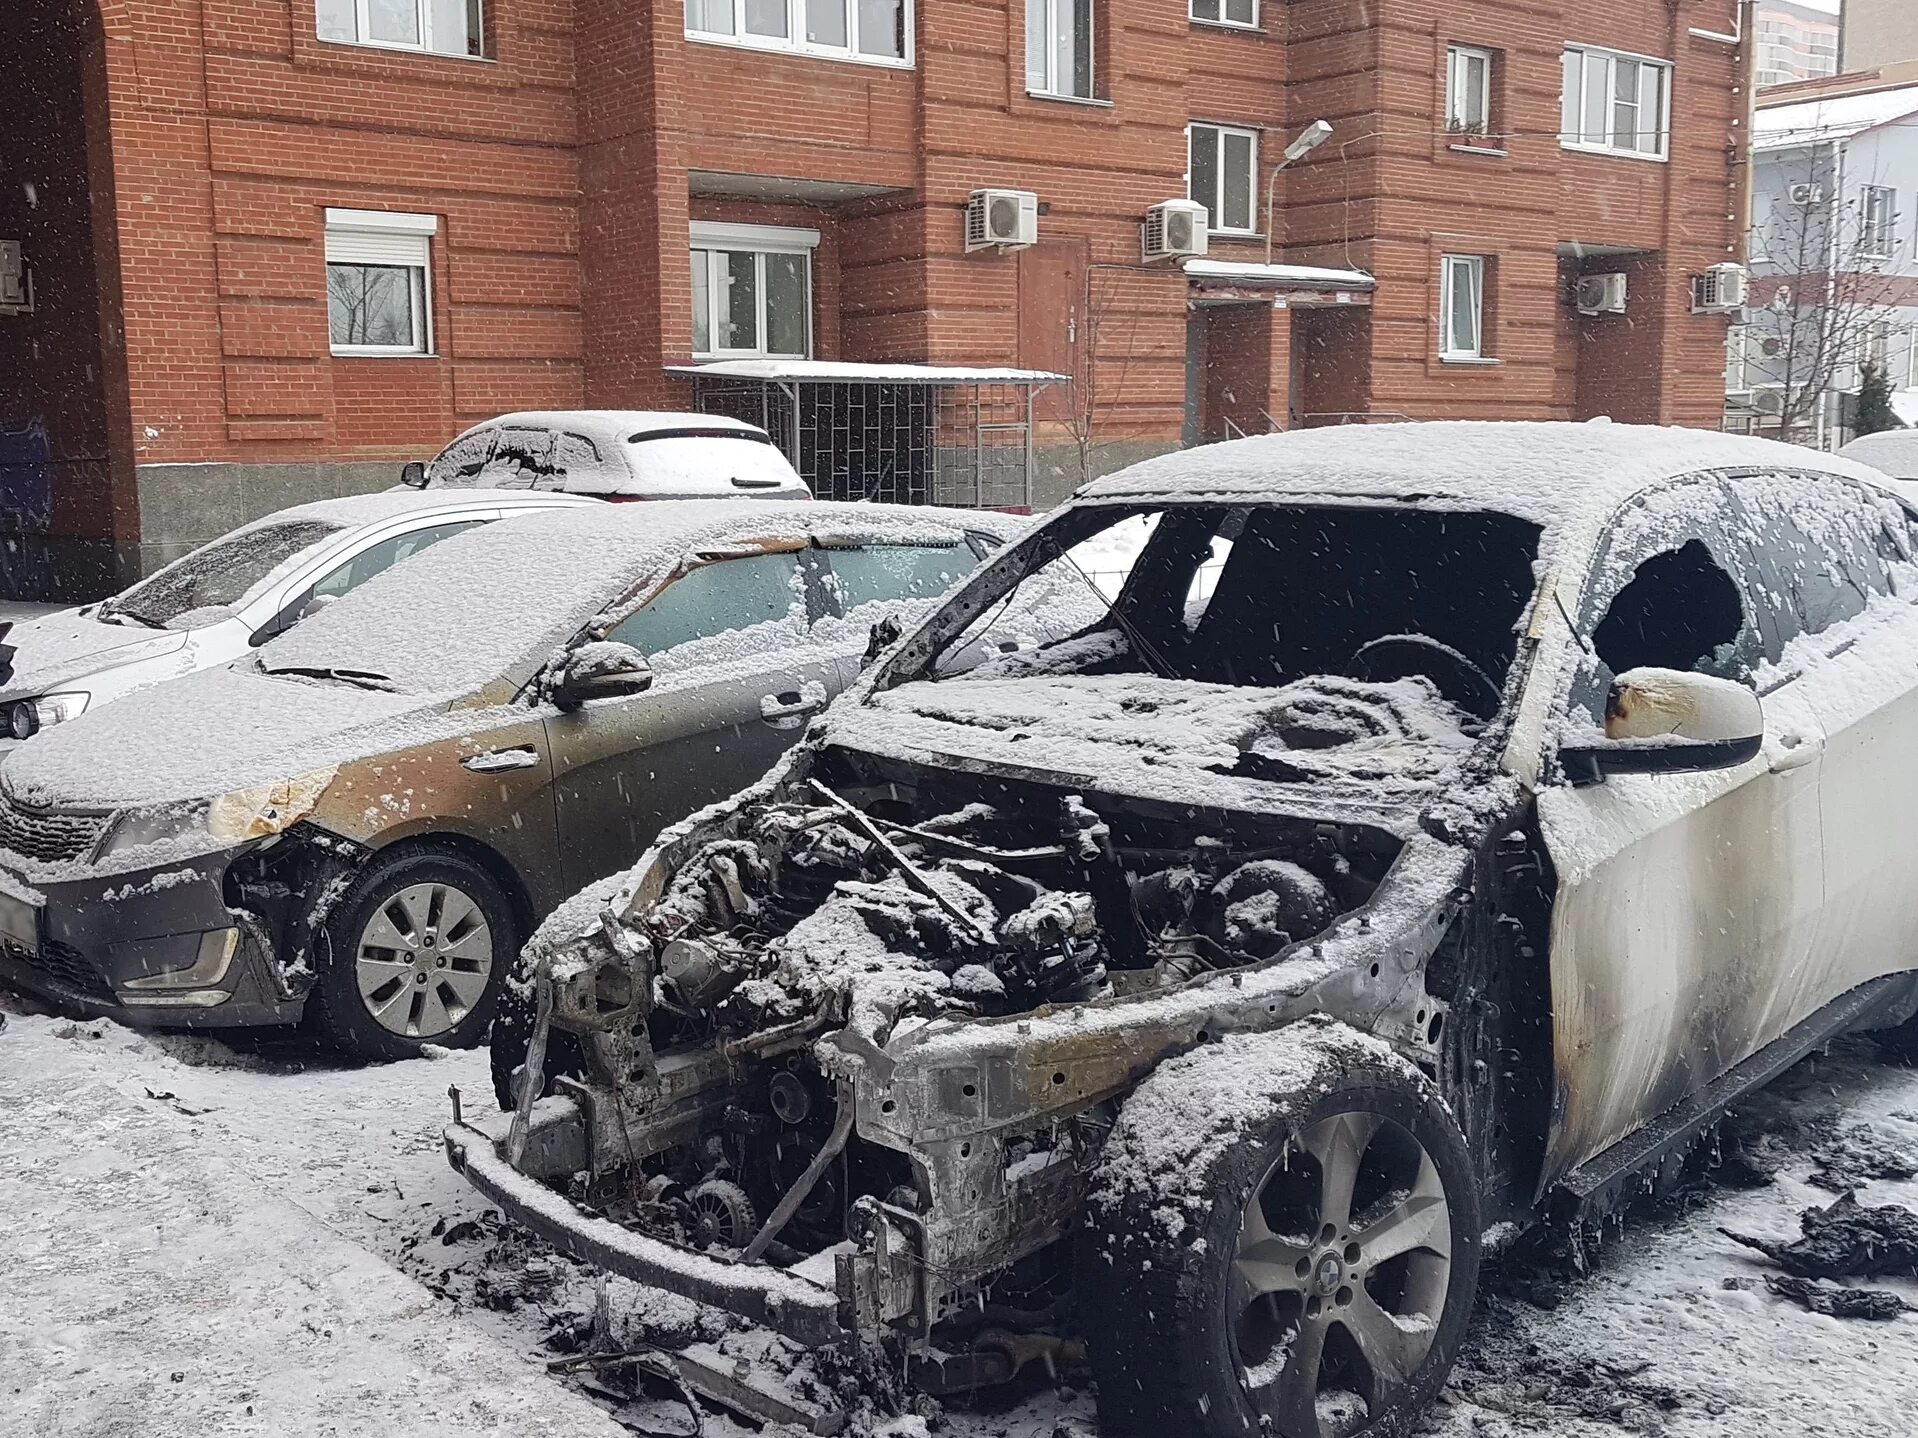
[[6, 998, 1918, 1437]]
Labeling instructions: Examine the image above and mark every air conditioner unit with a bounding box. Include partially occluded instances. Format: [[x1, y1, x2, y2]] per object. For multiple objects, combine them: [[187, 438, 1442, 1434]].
[[1142, 199, 1209, 262], [1692, 262, 1750, 314], [1752, 388, 1786, 416], [0, 241, 30, 314], [1787, 182, 1827, 206], [1575, 272, 1628, 316], [964, 189, 1039, 253]]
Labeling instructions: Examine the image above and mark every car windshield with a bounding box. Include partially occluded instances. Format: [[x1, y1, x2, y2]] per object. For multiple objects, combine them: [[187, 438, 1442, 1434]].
[[101, 519, 342, 629], [903, 501, 1543, 709], [256, 515, 649, 696]]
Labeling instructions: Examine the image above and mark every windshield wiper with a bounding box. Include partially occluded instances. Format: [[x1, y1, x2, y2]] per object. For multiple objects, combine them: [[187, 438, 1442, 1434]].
[[263, 664, 398, 691], [96, 603, 161, 629]]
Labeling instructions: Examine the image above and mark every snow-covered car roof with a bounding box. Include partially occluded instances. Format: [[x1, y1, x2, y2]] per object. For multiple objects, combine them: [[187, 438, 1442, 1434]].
[[1079, 422, 1896, 530], [1837, 430, 1918, 481], [472, 411, 774, 444], [266, 486, 588, 528]]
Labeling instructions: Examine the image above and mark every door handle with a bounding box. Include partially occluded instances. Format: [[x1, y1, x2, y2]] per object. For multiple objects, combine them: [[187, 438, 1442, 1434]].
[[760, 688, 826, 729], [462, 746, 541, 773], [1767, 731, 1822, 774]]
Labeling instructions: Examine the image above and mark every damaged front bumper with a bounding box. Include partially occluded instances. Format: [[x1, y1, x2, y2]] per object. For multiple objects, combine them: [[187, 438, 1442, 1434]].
[[444, 1104, 851, 1348]]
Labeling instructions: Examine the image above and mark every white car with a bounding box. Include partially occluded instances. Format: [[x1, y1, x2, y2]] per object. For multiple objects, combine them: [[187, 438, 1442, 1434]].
[[1837, 428, 1918, 481], [404, 411, 812, 501], [0, 489, 592, 741]]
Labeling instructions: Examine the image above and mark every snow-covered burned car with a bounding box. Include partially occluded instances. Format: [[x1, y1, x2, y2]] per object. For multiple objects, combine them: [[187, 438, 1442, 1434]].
[[0, 501, 1020, 1060], [451, 421, 1918, 1436]]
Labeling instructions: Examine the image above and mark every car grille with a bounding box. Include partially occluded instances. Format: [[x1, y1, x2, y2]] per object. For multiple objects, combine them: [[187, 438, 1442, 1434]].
[[0, 794, 107, 864], [2, 938, 113, 1004]]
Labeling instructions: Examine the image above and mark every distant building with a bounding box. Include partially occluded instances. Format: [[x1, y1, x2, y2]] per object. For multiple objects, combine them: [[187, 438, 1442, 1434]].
[[1757, 2, 1840, 89], [1844, 0, 1918, 72]]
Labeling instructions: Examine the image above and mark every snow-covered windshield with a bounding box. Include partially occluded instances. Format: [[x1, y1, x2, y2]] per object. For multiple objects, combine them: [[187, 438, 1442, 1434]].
[[101, 519, 341, 629], [905, 502, 1543, 712]]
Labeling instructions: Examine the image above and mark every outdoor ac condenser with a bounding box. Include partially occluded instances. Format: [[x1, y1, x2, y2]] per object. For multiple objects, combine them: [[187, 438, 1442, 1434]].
[[964, 189, 1039, 253], [1692, 263, 1750, 315], [1575, 272, 1628, 316], [1142, 200, 1209, 262]]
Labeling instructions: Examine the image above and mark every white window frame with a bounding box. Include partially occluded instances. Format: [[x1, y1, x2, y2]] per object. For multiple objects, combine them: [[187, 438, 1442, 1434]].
[[315, 0, 486, 59], [1559, 44, 1672, 161], [1439, 254, 1486, 361], [1187, 122, 1260, 236], [683, 0, 913, 69], [1445, 44, 1493, 135], [1861, 185, 1898, 260], [325, 208, 437, 358], [1188, 0, 1257, 31], [690, 221, 819, 361], [1026, 0, 1094, 100]]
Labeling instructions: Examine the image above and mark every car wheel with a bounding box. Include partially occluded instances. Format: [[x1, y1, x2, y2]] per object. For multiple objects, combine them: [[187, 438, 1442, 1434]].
[[1080, 1020, 1481, 1438], [307, 845, 514, 1062]]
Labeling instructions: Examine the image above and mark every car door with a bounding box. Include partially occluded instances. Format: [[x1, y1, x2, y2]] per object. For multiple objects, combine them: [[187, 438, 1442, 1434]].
[[541, 546, 839, 890], [1753, 474, 1918, 1010], [1534, 474, 1828, 1183]]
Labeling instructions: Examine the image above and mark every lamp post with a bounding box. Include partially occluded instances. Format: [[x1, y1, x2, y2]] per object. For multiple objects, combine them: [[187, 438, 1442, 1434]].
[[1265, 119, 1333, 267]]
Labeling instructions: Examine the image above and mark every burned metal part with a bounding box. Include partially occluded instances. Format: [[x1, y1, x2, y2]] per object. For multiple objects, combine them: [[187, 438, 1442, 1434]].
[[808, 779, 992, 943], [1764, 1273, 1913, 1321], [742, 1090, 855, 1262], [684, 1179, 756, 1251], [1724, 1191, 1918, 1280], [660, 937, 746, 1010]]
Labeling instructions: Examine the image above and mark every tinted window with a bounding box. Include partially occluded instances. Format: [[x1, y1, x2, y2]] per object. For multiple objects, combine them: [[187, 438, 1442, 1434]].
[[311, 520, 485, 601], [825, 544, 979, 613], [104, 519, 342, 628], [428, 428, 495, 487], [607, 552, 806, 662]]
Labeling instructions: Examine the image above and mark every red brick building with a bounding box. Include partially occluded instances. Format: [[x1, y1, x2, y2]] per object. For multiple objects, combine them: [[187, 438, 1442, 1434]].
[[1, 0, 1753, 596]]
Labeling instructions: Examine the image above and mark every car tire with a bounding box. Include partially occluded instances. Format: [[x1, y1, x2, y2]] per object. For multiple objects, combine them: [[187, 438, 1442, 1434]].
[[1079, 1019, 1481, 1438], [306, 844, 515, 1062]]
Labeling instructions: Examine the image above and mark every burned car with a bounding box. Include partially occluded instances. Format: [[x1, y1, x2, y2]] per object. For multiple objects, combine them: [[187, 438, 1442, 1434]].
[[0, 501, 1021, 1059], [451, 422, 1918, 1436]]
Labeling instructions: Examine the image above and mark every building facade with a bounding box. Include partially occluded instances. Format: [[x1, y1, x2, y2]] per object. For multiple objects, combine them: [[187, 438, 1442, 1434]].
[[2, 0, 1751, 598], [1844, 0, 1918, 73], [1755, 1, 1839, 89]]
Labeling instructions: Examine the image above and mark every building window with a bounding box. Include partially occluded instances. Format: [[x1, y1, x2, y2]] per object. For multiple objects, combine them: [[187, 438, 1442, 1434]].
[[1190, 0, 1256, 29], [1439, 254, 1486, 360], [1861, 186, 1898, 259], [315, 0, 484, 57], [1445, 44, 1494, 136], [1560, 45, 1671, 159], [685, 0, 908, 66], [1188, 123, 1259, 234], [325, 209, 436, 357], [689, 221, 817, 359], [1026, 0, 1093, 99]]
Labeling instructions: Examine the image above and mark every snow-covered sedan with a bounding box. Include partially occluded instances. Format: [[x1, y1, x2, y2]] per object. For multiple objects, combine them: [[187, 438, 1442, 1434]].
[[0, 489, 592, 742], [454, 422, 1918, 1437], [403, 410, 812, 501], [0, 501, 1020, 1061]]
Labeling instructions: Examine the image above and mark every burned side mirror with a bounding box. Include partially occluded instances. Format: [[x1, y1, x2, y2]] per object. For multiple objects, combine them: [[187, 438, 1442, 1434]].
[[1560, 667, 1763, 787], [863, 613, 904, 668], [400, 461, 429, 489], [550, 641, 653, 711]]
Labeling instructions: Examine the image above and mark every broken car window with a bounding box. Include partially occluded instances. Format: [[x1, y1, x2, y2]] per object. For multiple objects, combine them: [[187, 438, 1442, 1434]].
[[1592, 539, 1746, 679], [102, 519, 343, 629]]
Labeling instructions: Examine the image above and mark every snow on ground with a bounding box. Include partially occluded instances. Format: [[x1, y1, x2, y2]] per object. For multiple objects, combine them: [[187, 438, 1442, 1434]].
[[6, 993, 1918, 1436]]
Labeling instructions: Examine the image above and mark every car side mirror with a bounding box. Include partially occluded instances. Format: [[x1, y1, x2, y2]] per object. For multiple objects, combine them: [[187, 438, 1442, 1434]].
[[551, 641, 653, 711], [1560, 667, 1763, 787], [400, 461, 429, 489]]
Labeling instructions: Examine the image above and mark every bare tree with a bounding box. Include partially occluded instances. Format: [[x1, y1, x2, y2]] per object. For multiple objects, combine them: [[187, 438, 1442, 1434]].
[[1059, 264, 1148, 488], [1744, 143, 1904, 444]]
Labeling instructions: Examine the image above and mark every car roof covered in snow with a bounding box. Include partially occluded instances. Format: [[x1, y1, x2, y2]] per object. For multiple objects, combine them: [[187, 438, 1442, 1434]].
[[1078, 421, 1898, 531], [1837, 430, 1918, 481], [256, 486, 587, 529], [462, 411, 774, 444]]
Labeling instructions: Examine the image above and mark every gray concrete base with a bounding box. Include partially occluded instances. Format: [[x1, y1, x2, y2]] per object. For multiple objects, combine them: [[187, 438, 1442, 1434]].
[[1031, 440, 1181, 510], [135, 460, 405, 574]]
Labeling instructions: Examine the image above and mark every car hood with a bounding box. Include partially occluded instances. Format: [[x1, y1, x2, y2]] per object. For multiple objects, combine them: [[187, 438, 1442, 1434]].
[[0, 662, 443, 812], [0, 609, 194, 700]]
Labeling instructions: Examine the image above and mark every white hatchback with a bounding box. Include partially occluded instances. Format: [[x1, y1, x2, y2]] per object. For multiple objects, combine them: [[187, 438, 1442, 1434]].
[[0, 488, 592, 742]]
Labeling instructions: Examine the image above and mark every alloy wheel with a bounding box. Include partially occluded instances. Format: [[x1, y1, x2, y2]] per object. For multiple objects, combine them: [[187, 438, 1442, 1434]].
[[1231, 1109, 1453, 1437], [354, 881, 494, 1039]]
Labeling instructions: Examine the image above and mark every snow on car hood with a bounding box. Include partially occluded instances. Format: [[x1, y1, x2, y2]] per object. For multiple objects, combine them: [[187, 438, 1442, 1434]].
[[839, 669, 1476, 820], [0, 609, 192, 702], [0, 663, 436, 812]]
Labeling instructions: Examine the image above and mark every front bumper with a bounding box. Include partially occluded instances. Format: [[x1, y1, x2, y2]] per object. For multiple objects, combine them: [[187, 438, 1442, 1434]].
[[0, 847, 293, 1027], [443, 1110, 848, 1348]]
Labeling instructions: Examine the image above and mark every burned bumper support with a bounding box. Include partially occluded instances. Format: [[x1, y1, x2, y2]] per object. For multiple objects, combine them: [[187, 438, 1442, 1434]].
[[443, 1113, 850, 1349]]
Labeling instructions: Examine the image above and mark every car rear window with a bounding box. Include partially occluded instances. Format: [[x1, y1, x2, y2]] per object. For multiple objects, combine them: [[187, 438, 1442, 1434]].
[[103, 519, 343, 629]]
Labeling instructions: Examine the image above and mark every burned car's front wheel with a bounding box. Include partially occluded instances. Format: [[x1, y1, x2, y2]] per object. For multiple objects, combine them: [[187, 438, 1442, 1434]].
[[306, 844, 514, 1061], [1080, 1021, 1480, 1438]]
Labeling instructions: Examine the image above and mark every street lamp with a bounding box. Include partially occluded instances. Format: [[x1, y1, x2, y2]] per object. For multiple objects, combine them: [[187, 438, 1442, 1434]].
[[1265, 119, 1334, 266]]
